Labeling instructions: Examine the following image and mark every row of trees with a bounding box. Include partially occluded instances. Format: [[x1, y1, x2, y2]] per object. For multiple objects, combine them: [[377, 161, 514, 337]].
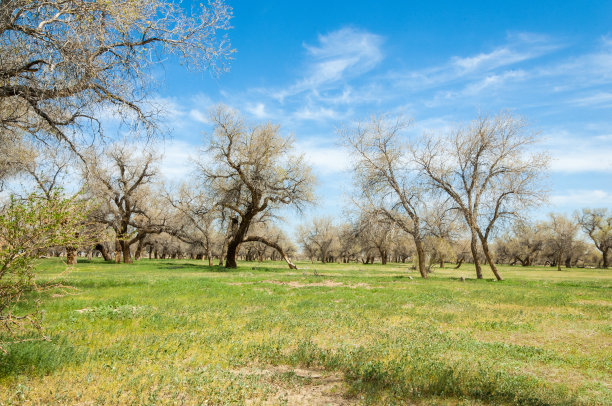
[[5, 110, 610, 278], [297, 210, 611, 271]]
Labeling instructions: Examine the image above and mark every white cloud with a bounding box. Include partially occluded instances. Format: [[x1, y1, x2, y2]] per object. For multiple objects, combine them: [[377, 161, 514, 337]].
[[293, 106, 343, 121], [188, 109, 209, 124], [549, 152, 612, 173], [571, 92, 612, 107], [550, 189, 612, 206], [159, 140, 196, 180], [295, 140, 351, 174], [245, 102, 268, 119], [276, 27, 384, 100], [542, 130, 612, 173]]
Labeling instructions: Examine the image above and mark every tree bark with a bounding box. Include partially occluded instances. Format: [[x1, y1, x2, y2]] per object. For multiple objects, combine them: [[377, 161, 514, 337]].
[[95, 243, 112, 261], [66, 247, 77, 265], [114, 240, 122, 263], [470, 231, 483, 279], [454, 256, 464, 269], [134, 239, 144, 261], [121, 240, 132, 264], [603, 248, 609, 268], [414, 238, 428, 278], [243, 236, 298, 269], [480, 238, 503, 281]]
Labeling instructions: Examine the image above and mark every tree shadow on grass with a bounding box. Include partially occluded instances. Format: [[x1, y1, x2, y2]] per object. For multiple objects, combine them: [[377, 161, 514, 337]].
[[154, 262, 253, 273], [0, 336, 81, 379]]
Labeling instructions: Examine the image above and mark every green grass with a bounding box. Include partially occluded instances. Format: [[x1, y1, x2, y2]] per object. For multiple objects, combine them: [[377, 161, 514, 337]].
[[0, 259, 610, 405]]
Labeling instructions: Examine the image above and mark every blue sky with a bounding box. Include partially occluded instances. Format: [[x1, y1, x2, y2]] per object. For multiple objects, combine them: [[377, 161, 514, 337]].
[[154, 0, 612, 232]]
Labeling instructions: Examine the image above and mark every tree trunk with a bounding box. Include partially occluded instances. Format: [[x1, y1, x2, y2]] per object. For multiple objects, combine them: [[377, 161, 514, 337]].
[[243, 236, 298, 269], [454, 256, 464, 269], [121, 240, 132, 264], [470, 231, 483, 279], [95, 244, 112, 261], [114, 240, 122, 263], [480, 238, 503, 281], [134, 239, 144, 261], [603, 248, 609, 268], [414, 238, 428, 278], [557, 253, 563, 271], [208, 255, 213, 266], [66, 247, 77, 265], [565, 256, 572, 269], [225, 238, 239, 268]]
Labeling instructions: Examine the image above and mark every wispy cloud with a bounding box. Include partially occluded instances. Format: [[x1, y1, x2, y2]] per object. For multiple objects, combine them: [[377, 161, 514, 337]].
[[275, 27, 384, 100], [542, 130, 612, 173], [295, 139, 351, 174], [550, 189, 612, 206]]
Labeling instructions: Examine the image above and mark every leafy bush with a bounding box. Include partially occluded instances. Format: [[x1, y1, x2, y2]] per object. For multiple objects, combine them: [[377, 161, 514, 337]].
[[0, 192, 86, 351]]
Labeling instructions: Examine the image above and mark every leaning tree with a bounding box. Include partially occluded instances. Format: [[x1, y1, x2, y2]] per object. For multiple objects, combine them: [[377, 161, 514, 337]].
[[196, 106, 315, 269]]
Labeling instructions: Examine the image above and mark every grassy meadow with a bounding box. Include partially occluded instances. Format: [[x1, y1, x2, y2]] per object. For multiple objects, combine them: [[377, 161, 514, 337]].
[[0, 259, 610, 405]]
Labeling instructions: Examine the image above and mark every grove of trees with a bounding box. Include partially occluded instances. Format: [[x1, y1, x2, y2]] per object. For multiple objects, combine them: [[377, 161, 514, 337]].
[[1, 0, 610, 350]]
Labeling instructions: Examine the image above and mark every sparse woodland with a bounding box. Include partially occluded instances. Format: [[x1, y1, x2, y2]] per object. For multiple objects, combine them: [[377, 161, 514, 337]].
[[0, 1, 610, 405]]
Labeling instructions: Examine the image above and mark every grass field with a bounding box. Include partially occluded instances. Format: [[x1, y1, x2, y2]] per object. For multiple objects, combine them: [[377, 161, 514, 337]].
[[0, 259, 610, 405]]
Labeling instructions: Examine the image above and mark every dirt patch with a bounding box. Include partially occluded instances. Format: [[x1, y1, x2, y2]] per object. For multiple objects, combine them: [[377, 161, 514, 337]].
[[229, 280, 379, 289], [232, 365, 357, 405]]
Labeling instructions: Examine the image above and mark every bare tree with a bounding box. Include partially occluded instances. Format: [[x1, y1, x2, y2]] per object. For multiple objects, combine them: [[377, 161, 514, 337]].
[[543, 214, 580, 271], [495, 220, 545, 266], [297, 217, 340, 263], [165, 184, 221, 266], [0, 0, 233, 151], [414, 112, 548, 280], [84, 143, 167, 263], [341, 116, 429, 278], [577, 208, 611, 268], [197, 106, 315, 269], [355, 212, 397, 265]]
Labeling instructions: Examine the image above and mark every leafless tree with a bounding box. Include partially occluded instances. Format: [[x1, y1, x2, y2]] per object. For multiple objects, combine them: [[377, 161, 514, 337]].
[[355, 212, 397, 265], [84, 143, 167, 263], [196, 106, 315, 269], [414, 111, 548, 280], [576, 208, 611, 268], [165, 184, 221, 266], [495, 221, 545, 266], [0, 0, 233, 152], [542, 214, 580, 271], [340, 115, 429, 278], [297, 217, 340, 263]]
